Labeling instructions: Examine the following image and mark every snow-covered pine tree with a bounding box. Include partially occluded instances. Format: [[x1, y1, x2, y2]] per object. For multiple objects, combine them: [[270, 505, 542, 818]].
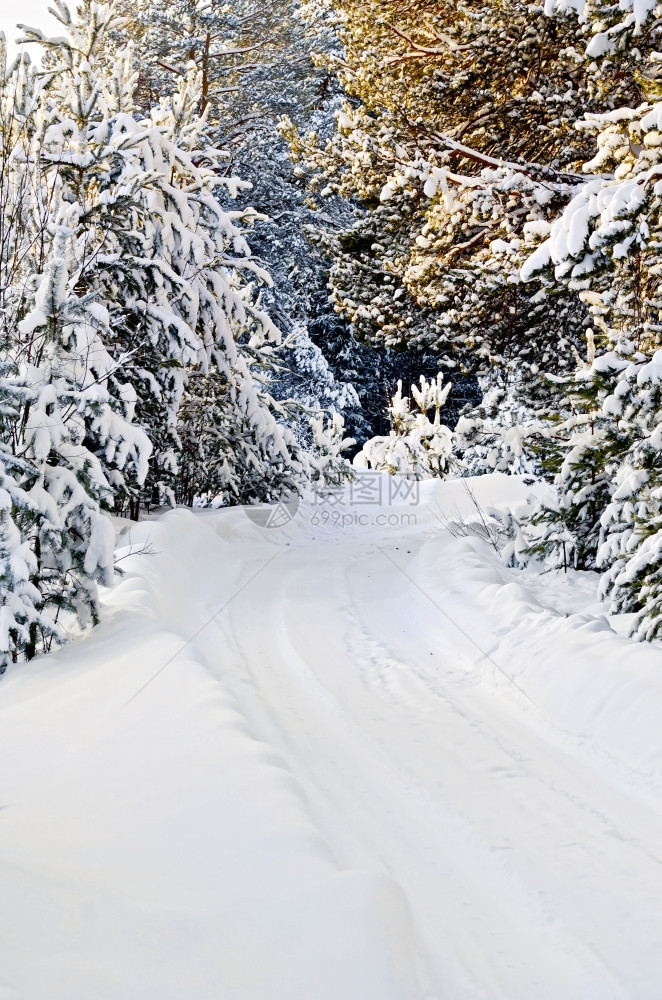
[[0, 36, 56, 663], [14, 232, 151, 627], [0, 0, 351, 666], [519, 341, 661, 621], [0, 491, 45, 672], [284, 0, 601, 438], [176, 350, 308, 507], [20, 1, 321, 514], [519, 3, 662, 633], [120, 0, 377, 440], [117, 0, 321, 141], [0, 33, 151, 660], [595, 350, 662, 637], [354, 374, 454, 478], [516, 336, 629, 571]]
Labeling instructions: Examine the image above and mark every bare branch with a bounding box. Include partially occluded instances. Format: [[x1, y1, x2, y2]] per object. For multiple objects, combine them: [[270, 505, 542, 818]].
[[381, 19, 472, 59], [156, 60, 182, 77]]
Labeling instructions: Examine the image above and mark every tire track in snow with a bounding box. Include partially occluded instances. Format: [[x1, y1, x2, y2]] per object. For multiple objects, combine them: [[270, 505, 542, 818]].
[[193, 533, 662, 999]]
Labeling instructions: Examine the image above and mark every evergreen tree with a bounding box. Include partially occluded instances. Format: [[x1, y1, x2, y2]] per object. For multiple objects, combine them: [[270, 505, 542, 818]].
[[117, 0, 322, 138], [594, 348, 662, 638], [14, 232, 151, 625], [518, 335, 628, 570], [20, 0, 322, 514], [122, 0, 472, 451], [354, 374, 454, 478], [0, 489, 54, 673], [520, 5, 662, 634], [0, 26, 152, 659], [284, 0, 602, 423], [0, 0, 350, 665]]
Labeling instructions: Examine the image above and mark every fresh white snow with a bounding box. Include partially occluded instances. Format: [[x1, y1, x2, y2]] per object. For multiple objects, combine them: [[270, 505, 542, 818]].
[[2, 473, 662, 999]]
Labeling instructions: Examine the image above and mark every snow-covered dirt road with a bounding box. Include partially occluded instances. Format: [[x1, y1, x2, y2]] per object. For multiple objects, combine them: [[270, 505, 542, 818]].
[[2, 474, 662, 999]]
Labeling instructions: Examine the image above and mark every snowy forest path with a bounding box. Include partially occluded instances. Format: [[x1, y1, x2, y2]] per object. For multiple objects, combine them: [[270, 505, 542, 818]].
[[189, 491, 662, 1000], [3, 476, 662, 1000]]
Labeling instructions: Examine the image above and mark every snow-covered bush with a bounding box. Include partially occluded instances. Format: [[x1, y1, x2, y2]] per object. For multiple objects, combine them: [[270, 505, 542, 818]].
[[309, 411, 355, 487], [354, 374, 454, 479]]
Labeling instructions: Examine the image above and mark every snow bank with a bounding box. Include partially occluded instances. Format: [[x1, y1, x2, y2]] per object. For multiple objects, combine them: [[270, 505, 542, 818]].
[[414, 477, 662, 784]]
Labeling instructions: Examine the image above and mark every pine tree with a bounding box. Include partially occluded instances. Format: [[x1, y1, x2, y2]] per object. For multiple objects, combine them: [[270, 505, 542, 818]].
[[520, 5, 662, 633], [594, 349, 662, 637], [117, 0, 322, 138], [284, 0, 603, 422], [0, 25, 152, 659], [20, 1, 321, 514], [0, 490, 55, 673], [0, 0, 345, 665], [519, 336, 628, 570], [354, 374, 454, 478]]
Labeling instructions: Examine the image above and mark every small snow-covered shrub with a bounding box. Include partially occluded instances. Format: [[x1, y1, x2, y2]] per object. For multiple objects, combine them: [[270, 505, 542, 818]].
[[354, 374, 454, 479]]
